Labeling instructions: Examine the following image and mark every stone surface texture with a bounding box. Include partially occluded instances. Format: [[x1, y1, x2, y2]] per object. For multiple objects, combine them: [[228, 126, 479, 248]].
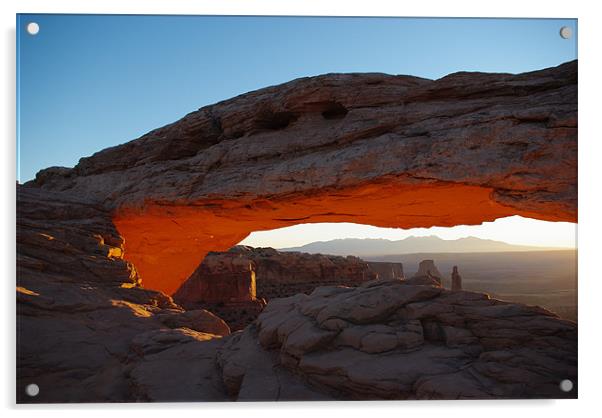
[[27, 61, 577, 294], [17, 186, 230, 403], [219, 280, 577, 400]]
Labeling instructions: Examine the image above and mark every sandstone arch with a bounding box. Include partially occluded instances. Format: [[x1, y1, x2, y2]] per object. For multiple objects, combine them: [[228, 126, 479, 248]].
[[31, 61, 577, 294]]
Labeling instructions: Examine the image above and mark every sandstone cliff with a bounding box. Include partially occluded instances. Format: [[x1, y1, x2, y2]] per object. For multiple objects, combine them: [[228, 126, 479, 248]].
[[174, 249, 257, 304], [175, 246, 384, 302], [173, 246, 405, 330], [366, 261, 404, 280]]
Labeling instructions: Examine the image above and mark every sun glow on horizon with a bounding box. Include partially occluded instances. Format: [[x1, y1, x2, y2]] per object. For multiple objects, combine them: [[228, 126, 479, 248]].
[[238, 215, 577, 249]]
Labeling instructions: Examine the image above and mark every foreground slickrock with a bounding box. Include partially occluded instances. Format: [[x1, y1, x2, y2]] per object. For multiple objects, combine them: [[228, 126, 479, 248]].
[[17, 186, 231, 402], [218, 280, 577, 400], [28, 61, 577, 294]]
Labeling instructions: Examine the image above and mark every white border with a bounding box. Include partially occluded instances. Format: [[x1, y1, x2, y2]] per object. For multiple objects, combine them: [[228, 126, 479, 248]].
[[3, 1, 600, 416], [2, 0, 585, 17]]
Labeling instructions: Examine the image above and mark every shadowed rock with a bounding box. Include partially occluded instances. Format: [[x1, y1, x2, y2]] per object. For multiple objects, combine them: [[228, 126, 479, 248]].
[[173, 250, 257, 305], [16, 186, 230, 402], [218, 280, 577, 400]]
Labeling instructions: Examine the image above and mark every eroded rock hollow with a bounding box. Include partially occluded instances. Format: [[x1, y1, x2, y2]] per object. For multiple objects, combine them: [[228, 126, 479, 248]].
[[30, 61, 577, 294]]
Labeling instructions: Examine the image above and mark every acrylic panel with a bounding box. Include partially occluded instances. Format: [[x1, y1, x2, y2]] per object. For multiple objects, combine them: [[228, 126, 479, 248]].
[[16, 14, 577, 403]]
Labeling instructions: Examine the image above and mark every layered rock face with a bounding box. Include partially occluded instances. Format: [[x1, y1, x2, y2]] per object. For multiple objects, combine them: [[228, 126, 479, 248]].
[[218, 280, 577, 400], [174, 247, 406, 312], [248, 247, 379, 299], [173, 250, 257, 304], [28, 61, 577, 294], [174, 246, 395, 330], [366, 261, 404, 280], [171, 248, 266, 331], [17, 186, 231, 403]]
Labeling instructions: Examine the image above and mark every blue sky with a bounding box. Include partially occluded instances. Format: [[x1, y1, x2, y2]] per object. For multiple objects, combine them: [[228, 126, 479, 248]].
[[17, 15, 576, 182]]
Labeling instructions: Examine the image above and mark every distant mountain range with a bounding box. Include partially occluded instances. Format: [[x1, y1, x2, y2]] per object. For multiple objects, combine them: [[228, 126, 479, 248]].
[[278, 236, 568, 256]]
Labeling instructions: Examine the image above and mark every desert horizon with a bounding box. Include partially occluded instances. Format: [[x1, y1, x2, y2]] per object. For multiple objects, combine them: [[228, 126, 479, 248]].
[[276, 234, 575, 254]]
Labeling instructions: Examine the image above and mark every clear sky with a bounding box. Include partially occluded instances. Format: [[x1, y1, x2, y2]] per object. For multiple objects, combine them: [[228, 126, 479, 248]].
[[17, 15, 577, 248]]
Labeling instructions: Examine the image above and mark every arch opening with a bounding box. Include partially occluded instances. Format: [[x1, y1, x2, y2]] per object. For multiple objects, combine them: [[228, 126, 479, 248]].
[[113, 178, 572, 295]]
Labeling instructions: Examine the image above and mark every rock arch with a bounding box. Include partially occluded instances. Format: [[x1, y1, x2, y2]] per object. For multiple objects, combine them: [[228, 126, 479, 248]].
[[31, 61, 577, 294]]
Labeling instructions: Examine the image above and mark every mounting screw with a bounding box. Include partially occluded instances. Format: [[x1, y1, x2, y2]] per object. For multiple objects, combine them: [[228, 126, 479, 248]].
[[25, 383, 40, 397], [559, 379, 573, 392], [26, 22, 40, 35], [559, 26, 572, 39]]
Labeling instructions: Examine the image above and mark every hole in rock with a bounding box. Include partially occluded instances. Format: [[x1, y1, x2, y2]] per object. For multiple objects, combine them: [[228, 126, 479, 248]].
[[321, 102, 349, 120], [254, 110, 298, 130]]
